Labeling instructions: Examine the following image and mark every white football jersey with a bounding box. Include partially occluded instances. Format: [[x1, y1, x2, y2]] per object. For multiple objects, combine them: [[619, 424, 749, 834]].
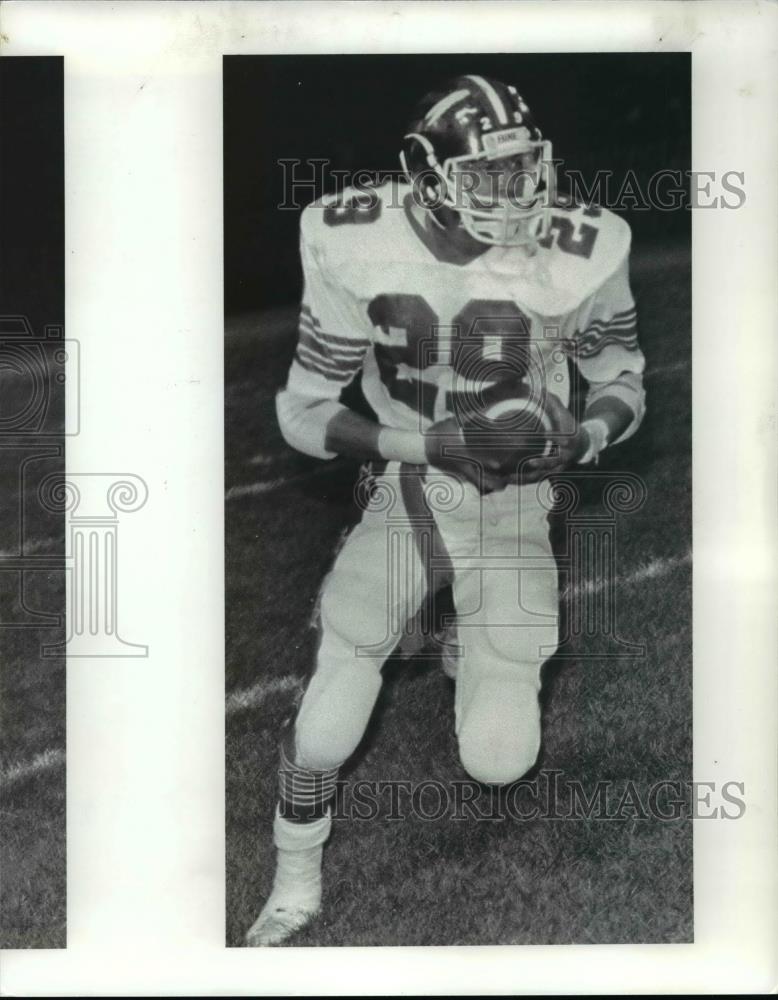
[[284, 181, 644, 437]]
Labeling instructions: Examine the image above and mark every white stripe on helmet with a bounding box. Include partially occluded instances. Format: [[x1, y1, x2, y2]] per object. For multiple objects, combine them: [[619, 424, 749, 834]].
[[464, 75, 509, 125], [424, 88, 471, 124]]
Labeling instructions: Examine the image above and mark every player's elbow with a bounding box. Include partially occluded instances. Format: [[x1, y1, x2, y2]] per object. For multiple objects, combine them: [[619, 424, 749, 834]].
[[275, 388, 341, 460]]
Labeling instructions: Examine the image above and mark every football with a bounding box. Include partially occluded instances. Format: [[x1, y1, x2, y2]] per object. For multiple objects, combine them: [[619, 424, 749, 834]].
[[457, 382, 559, 473]]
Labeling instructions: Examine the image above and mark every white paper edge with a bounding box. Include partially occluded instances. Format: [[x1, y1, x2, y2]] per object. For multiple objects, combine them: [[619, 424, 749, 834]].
[[0, 1, 776, 994]]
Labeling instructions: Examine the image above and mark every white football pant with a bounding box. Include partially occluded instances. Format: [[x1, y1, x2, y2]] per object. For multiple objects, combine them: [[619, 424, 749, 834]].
[[293, 462, 559, 785]]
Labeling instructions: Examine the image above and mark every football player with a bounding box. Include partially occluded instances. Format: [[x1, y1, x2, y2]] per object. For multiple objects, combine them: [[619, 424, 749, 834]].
[[246, 74, 646, 946]]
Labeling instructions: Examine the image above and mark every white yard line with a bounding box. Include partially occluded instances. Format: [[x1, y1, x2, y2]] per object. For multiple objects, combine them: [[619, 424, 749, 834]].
[[625, 549, 693, 583], [0, 748, 65, 789], [1, 677, 304, 788], [226, 461, 342, 500], [225, 479, 291, 500], [645, 360, 690, 379], [226, 675, 302, 715], [564, 549, 692, 599]]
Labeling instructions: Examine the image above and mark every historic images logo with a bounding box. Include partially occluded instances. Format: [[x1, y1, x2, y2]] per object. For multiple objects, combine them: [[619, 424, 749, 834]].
[[0, 315, 148, 657]]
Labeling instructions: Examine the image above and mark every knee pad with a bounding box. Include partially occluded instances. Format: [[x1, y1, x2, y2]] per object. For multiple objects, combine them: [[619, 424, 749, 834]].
[[319, 572, 393, 653], [461, 567, 559, 670], [457, 678, 541, 786], [481, 622, 557, 675], [294, 651, 383, 772]]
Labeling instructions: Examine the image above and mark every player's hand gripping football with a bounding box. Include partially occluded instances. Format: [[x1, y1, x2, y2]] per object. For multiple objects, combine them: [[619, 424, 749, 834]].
[[424, 392, 590, 492], [515, 392, 591, 483], [423, 416, 509, 494]]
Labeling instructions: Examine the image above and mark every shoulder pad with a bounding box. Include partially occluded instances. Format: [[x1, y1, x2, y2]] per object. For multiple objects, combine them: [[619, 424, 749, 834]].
[[302, 183, 393, 243], [544, 201, 631, 285], [300, 180, 407, 265]]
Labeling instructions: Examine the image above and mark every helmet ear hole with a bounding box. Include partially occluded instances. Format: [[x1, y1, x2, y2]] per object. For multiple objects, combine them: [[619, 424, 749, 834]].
[[401, 133, 448, 211]]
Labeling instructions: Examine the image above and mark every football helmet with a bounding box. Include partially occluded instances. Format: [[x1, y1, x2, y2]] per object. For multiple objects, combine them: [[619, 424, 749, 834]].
[[400, 75, 554, 247]]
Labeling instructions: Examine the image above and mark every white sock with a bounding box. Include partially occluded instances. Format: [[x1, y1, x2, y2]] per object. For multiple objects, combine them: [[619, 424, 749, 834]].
[[245, 809, 331, 946], [270, 807, 330, 901], [273, 806, 331, 850]]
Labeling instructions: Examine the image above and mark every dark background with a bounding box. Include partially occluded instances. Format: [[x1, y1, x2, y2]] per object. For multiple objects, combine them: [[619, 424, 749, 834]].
[[224, 53, 691, 316], [0, 58, 65, 336]]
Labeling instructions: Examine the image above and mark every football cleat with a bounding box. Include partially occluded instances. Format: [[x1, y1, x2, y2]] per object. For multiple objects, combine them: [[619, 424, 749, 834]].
[[245, 844, 323, 947], [400, 75, 554, 247], [246, 808, 330, 947]]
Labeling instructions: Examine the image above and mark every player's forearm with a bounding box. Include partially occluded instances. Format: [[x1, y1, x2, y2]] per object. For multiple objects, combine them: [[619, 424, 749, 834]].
[[276, 389, 346, 459], [277, 387, 428, 464], [580, 370, 646, 460], [582, 395, 635, 443], [324, 408, 427, 465]]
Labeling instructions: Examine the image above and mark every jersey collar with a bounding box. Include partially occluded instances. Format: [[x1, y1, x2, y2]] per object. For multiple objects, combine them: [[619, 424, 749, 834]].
[[402, 194, 493, 267]]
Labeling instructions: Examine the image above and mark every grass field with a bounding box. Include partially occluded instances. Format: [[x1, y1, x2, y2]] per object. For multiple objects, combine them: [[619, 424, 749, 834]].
[[225, 238, 693, 947], [0, 376, 66, 948]]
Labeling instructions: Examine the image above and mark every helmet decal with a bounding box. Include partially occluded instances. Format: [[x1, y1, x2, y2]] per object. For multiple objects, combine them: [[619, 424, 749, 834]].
[[424, 88, 471, 126]]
